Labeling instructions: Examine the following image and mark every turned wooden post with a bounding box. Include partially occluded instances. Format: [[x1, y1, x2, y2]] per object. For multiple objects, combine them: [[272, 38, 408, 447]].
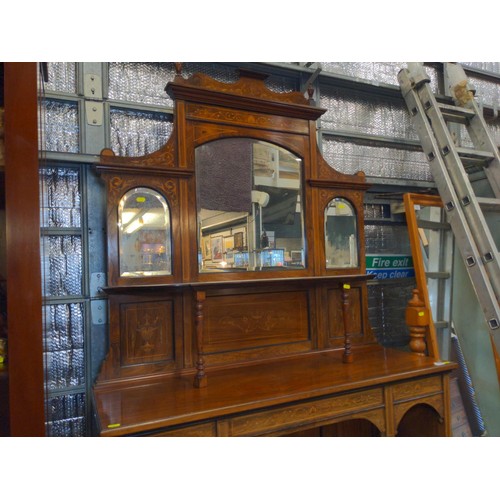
[[194, 290, 207, 388], [405, 288, 429, 356], [341, 283, 353, 363]]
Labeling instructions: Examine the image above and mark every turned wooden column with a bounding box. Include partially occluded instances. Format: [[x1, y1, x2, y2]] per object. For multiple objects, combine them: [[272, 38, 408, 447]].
[[341, 283, 353, 363], [194, 290, 207, 388], [405, 289, 429, 356]]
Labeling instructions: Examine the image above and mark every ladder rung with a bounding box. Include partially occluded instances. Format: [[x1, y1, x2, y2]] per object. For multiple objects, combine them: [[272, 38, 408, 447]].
[[456, 147, 495, 168], [434, 320, 449, 329], [437, 102, 476, 124], [426, 271, 451, 279], [477, 197, 500, 211], [417, 220, 451, 231]]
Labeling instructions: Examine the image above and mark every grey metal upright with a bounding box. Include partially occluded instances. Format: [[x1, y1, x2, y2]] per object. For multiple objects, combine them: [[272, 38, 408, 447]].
[[398, 62, 500, 357]]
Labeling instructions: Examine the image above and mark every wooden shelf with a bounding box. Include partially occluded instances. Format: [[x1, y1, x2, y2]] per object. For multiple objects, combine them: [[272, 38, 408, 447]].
[[102, 273, 374, 295]]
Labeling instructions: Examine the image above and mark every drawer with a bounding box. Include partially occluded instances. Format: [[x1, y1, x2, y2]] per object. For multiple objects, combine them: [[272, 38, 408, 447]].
[[149, 421, 216, 437], [223, 388, 383, 436], [392, 375, 442, 403]]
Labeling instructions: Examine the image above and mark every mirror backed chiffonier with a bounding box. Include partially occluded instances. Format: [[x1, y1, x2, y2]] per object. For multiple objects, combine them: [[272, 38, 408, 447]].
[[93, 66, 455, 437]]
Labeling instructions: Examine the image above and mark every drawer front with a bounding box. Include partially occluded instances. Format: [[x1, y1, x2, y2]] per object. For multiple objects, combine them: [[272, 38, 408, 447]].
[[392, 375, 442, 402], [149, 421, 216, 437], [224, 389, 383, 436]]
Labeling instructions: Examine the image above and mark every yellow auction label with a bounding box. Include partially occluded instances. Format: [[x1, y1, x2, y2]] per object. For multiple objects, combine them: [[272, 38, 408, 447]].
[[343, 284, 351, 290], [107, 423, 121, 429], [418, 311, 425, 317]]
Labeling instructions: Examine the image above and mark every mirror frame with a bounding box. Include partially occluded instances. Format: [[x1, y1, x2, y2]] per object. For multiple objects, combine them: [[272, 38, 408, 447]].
[[97, 67, 370, 286]]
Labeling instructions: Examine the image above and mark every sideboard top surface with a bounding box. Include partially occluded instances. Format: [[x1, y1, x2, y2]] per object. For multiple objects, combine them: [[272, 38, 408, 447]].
[[94, 346, 455, 436]]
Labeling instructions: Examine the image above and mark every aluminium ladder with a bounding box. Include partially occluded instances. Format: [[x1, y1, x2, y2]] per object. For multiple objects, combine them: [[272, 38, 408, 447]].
[[398, 62, 500, 359]]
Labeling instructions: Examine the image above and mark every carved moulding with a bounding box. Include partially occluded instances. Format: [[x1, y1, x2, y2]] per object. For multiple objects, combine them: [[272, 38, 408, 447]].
[[166, 69, 325, 121], [225, 387, 383, 436], [97, 123, 183, 177]]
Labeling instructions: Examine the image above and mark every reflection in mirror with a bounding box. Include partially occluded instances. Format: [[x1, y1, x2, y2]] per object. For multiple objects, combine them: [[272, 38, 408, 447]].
[[325, 198, 358, 268], [195, 138, 305, 272], [415, 204, 453, 322], [118, 187, 172, 277]]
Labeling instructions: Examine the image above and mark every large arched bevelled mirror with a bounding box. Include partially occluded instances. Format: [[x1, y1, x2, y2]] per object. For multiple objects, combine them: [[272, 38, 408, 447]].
[[325, 197, 359, 269], [118, 187, 172, 277], [195, 138, 305, 272]]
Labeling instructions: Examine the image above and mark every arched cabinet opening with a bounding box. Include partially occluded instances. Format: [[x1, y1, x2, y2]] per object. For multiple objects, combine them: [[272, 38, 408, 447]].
[[195, 138, 305, 273], [325, 197, 358, 269], [397, 403, 445, 437], [118, 187, 172, 277]]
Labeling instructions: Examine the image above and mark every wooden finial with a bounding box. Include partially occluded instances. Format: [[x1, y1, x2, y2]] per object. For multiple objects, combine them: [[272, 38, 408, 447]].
[[405, 289, 429, 356], [174, 62, 183, 76]]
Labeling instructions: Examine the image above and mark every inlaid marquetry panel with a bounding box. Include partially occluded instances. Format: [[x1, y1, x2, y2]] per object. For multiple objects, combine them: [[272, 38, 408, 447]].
[[186, 103, 309, 134], [120, 300, 174, 366], [327, 286, 362, 340], [203, 291, 310, 353], [269, 408, 386, 436], [224, 388, 383, 436], [392, 375, 442, 402]]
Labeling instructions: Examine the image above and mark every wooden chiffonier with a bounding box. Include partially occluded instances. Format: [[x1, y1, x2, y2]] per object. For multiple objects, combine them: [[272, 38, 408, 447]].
[[92, 66, 455, 437]]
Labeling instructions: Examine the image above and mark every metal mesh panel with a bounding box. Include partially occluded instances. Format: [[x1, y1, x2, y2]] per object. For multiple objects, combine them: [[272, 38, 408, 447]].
[[488, 121, 500, 146], [45, 392, 86, 437], [468, 76, 500, 108], [368, 281, 414, 346], [108, 62, 240, 107], [108, 62, 175, 106], [321, 62, 404, 85], [319, 62, 440, 92], [321, 136, 432, 181], [43, 303, 84, 352], [41, 236, 82, 296], [180, 62, 239, 83], [423, 65, 440, 93], [461, 62, 500, 75], [40, 100, 79, 153], [452, 117, 500, 149], [319, 86, 418, 140], [365, 224, 412, 254], [40, 168, 81, 228], [44, 348, 85, 390], [264, 74, 297, 94], [110, 108, 174, 157], [108, 62, 296, 111], [364, 203, 391, 220], [43, 62, 77, 94]]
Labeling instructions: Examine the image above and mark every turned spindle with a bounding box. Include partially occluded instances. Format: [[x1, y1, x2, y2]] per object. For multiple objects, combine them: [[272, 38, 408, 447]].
[[341, 283, 353, 363], [193, 290, 207, 388], [405, 288, 428, 356]]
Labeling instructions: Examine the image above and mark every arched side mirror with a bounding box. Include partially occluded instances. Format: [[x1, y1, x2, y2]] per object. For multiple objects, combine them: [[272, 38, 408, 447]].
[[118, 187, 172, 277], [325, 197, 358, 269]]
